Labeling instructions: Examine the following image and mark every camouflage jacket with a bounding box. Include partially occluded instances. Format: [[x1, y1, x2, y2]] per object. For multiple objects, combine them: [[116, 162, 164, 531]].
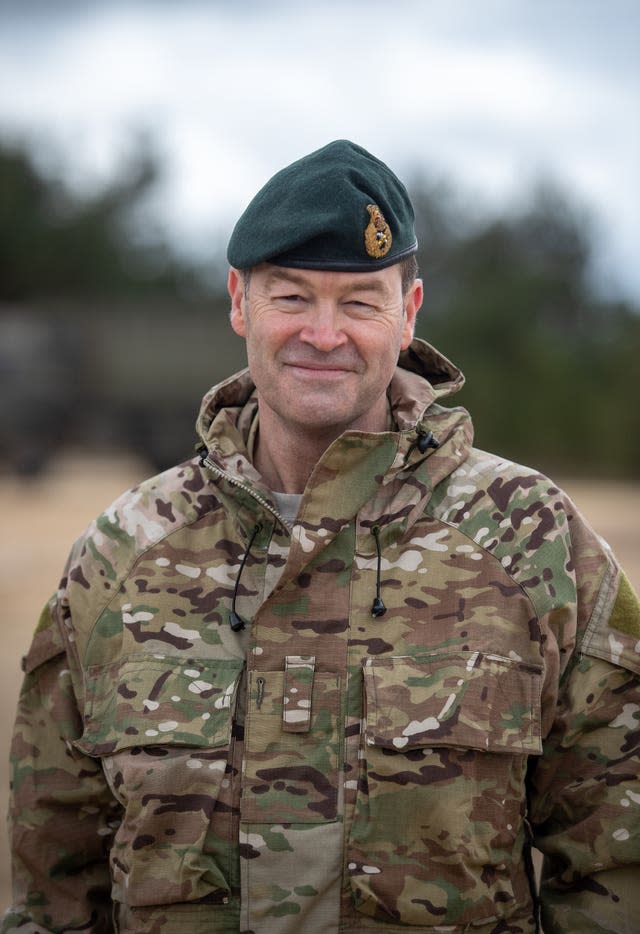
[[3, 339, 639, 934]]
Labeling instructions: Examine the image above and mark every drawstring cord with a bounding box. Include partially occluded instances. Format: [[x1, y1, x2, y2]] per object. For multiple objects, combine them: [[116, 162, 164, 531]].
[[370, 425, 438, 613], [233, 522, 389, 624], [229, 523, 261, 632], [370, 525, 387, 618], [199, 439, 397, 626]]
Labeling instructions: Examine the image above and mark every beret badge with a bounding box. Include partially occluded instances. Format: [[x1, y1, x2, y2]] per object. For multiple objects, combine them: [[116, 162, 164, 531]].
[[364, 203, 392, 259]]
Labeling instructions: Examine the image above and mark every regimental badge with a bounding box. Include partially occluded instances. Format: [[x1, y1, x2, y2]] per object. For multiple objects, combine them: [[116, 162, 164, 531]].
[[364, 203, 392, 258]]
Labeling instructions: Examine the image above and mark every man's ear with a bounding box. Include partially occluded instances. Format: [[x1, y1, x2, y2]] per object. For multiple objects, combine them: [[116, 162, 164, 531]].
[[228, 268, 247, 337], [400, 277, 423, 350]]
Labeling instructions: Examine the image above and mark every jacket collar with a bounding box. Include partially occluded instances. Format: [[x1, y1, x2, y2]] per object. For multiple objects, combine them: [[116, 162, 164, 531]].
[[195, 338, 473, 550]]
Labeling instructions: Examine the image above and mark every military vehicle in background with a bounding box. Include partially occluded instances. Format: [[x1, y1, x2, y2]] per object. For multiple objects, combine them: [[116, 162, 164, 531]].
[[0, 302, 247, 476], [1, 140, 252, 475]]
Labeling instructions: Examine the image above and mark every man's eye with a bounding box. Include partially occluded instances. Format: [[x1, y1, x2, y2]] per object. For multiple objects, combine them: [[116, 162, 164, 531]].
[[346, 300, 374, 311], [276, 294, 304, 302]]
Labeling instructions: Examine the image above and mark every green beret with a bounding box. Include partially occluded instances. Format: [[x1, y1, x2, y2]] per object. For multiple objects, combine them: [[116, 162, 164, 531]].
[[227, 139, 417, 272]]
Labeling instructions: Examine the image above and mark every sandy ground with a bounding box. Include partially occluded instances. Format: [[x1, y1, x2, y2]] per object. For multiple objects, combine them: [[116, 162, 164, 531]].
[[0, 453, 638, 912]]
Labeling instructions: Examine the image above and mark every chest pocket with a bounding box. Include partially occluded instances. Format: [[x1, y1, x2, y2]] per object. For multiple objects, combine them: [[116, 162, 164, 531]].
[[241, 658, 342, 824], [348, 652, 543, 928], [76, 656, 243, 909]]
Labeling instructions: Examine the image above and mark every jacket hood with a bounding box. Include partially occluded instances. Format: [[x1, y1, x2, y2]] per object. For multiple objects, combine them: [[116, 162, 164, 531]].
[[195, 339, 473, 529]]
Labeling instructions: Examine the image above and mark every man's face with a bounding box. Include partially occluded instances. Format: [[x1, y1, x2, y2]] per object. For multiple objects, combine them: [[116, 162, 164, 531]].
[[228, 263, 422, 440]]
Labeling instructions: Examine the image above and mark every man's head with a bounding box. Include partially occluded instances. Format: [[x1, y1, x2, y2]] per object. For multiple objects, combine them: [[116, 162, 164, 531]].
[[226, 141, 422, 444]]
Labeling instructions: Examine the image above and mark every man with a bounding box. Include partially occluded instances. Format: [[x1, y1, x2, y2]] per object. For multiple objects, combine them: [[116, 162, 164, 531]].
[[2, 140, 639, 934]]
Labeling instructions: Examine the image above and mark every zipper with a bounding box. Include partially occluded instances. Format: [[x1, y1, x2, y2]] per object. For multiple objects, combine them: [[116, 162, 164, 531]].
[[203, 454, 286, 529]]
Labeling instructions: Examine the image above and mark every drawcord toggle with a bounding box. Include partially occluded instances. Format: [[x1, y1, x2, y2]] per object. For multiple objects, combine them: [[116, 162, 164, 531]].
[[371, 525, 387, 618], [417, 429, 440, 454], [404, 428, 440, 464]]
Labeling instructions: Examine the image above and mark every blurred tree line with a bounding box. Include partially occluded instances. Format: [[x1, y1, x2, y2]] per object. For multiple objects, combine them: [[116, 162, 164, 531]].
[[1, 139, 638, 477]]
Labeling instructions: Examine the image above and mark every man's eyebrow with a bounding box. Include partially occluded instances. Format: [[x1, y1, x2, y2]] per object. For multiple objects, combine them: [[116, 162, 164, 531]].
[[263, 269, 309, 288], [343, 278, 389, 295], [264, 270, 391, 295]]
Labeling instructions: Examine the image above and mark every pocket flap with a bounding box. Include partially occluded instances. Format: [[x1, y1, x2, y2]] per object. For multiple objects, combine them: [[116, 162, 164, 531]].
[[76, 655, 244, 755], [363, 652, 542, 755]]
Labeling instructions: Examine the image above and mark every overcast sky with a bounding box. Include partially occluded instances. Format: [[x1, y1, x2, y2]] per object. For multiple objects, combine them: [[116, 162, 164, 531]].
[[1, 0, 639, 300]]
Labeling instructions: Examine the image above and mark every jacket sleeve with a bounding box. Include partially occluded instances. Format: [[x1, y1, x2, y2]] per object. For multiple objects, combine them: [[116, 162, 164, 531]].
[[1, 598, 119, 934], [529, 566, 640, 934]]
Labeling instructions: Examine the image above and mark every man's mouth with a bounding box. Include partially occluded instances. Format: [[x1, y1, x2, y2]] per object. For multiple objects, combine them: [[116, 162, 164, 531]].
[[280, 354, 359, 372], [284, 361, 355, 377]]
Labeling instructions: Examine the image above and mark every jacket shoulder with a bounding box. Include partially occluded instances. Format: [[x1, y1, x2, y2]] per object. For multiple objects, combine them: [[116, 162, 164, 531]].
[[428, 446, 569, 543], [62, 457, 219, 643], [21, 598, 67, 675], [428, 449, 628, 654]]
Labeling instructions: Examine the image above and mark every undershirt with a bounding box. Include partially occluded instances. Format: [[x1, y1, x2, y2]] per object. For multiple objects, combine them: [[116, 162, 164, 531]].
[[272, 491, 302, 529]]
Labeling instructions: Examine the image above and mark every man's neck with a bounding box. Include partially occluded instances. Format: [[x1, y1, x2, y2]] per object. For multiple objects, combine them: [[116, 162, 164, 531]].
[[253, 419, 335, 493], [252, 399, 393, 494]]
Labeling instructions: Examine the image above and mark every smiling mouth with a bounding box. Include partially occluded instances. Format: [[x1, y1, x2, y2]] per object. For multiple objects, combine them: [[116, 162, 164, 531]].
[[285, 362, 354, 376]]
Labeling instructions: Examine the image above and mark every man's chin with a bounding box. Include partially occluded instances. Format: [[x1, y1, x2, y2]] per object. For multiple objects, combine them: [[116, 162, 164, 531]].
[[286, 409, 354, 438]]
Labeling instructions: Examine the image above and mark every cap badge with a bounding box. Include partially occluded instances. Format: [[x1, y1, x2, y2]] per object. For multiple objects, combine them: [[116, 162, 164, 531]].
[[364, 204, 392, 258]]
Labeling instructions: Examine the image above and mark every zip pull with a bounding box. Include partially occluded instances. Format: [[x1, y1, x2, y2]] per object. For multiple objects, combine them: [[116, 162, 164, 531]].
[[256, 676, 265, 709]]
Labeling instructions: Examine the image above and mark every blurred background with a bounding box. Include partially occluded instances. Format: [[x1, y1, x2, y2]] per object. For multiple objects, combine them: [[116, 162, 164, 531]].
[[2, 0, 640, 477], [1, 0, 639, 910]]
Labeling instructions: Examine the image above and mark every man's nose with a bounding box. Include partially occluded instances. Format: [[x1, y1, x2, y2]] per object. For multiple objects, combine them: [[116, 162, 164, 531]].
[[298, 303, 348, 352]]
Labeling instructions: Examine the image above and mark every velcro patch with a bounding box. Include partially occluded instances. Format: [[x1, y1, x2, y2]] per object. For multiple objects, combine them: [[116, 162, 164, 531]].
[[609, 572, 640, 639]]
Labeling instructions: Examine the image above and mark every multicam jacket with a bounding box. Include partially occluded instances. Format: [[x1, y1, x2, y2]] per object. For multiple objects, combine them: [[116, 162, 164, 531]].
[[3, 339, 639, 934]]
